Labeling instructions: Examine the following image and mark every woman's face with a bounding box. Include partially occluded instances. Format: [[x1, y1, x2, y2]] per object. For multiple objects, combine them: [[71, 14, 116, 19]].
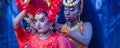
[[35, 12, 52, 34], [64, 5, 80, 22]]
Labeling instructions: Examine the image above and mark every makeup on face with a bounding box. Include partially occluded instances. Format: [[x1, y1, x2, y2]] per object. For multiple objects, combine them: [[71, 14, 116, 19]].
[[35, 12, 47, 23], [34, 11, 53, 34], [64, 2, 80, 11], [64, 4, 80, 22], [34, 12, 47, 31]]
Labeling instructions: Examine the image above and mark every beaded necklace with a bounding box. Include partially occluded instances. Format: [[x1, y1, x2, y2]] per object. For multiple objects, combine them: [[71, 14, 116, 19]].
[[60, 21, 83, 35]]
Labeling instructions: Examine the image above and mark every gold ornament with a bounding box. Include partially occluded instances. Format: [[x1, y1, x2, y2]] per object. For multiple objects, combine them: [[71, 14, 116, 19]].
[[63, 0, 80, 7], [45, 0, 51, 7], [60, 21, 83, 35], [24, 0, 30, 4], [60, 23, 70, 35]]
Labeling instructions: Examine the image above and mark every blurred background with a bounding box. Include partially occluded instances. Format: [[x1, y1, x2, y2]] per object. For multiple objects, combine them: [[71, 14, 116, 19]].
[[0, 0, 120, 48]]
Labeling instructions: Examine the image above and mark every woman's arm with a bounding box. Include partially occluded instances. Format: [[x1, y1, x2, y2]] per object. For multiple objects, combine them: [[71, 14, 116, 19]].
[[14, 10, 26, 29], [69, 22, 93, 46], [54, 22, 93, 46]]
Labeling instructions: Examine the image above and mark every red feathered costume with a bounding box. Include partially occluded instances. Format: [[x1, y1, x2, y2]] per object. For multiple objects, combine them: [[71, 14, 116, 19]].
[[15, 0, 61, 22], [14, 0, 73, 48]]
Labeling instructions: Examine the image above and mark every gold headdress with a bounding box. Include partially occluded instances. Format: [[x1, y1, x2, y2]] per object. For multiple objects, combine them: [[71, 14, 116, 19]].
[[63, 0, 80, 6]]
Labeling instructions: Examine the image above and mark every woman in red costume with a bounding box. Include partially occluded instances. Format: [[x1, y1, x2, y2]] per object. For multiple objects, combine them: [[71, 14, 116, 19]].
[[14, 0, 73, 48]]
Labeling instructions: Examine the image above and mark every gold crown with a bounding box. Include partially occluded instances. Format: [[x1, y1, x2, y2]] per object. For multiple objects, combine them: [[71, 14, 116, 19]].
[[63, 0, 80, 6]]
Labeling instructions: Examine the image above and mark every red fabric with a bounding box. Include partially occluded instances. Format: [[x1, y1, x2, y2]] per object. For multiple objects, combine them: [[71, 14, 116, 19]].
[[15, 0, 62, 22], [15, 0, 25, 12], [15, 0, 49, 16], [14, 26, 73, 48], [47, 0, 62, 22]]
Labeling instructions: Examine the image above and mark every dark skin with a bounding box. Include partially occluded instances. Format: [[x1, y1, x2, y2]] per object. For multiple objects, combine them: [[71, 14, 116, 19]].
[[64, 6, 80, 27], [54, 0, 93, 46]]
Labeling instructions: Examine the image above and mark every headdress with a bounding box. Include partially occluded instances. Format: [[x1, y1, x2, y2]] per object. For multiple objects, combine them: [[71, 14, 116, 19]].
[[63, 0, 84, 15], [63, 0, 80, 7], [15, 0, 62, 22]]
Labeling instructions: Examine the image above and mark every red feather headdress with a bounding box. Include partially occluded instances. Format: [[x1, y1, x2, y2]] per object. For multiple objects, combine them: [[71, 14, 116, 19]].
[[15, 0, 62, 22]]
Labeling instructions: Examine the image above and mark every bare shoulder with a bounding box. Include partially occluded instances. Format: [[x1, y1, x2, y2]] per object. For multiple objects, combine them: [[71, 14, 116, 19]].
[[82, 22, 93, 45], [83, 22, 92, 27], [82, 22, 93, 32]]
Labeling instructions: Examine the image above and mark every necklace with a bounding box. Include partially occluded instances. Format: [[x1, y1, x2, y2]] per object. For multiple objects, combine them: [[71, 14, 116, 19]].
[[60, 21, 83, 35]]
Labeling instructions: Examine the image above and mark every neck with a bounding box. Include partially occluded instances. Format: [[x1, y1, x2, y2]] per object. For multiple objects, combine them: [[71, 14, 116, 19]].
[[68, 19, 79, 28], [38, 30, 52, 40]]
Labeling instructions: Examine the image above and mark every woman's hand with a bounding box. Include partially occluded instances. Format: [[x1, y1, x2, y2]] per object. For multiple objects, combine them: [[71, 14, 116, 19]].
[[54, 23, 63, 32]]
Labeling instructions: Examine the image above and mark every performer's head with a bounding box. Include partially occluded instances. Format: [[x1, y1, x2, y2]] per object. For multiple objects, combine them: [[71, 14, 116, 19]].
[[63, 0, 83, 22], [16, 0, 61, 33], [34, 11, 54, 34]]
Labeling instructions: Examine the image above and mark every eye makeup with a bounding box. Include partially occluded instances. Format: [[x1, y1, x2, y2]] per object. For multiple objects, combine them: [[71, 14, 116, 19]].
[[64, 5, 79, 12]]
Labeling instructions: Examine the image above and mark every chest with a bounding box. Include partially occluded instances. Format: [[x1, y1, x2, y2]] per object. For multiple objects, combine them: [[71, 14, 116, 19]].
[[18, 35, 57, 48], [70, 28, 83, 36]]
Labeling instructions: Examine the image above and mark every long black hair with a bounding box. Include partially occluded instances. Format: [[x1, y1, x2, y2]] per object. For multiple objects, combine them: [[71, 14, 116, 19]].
[[80, 0, 104, 48], [57, 0, 104, 48]]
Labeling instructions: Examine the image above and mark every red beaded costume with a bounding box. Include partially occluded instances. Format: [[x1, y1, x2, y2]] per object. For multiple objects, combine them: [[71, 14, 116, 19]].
[[14, 26, 73, 48], [14, 0, 73, 48]]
